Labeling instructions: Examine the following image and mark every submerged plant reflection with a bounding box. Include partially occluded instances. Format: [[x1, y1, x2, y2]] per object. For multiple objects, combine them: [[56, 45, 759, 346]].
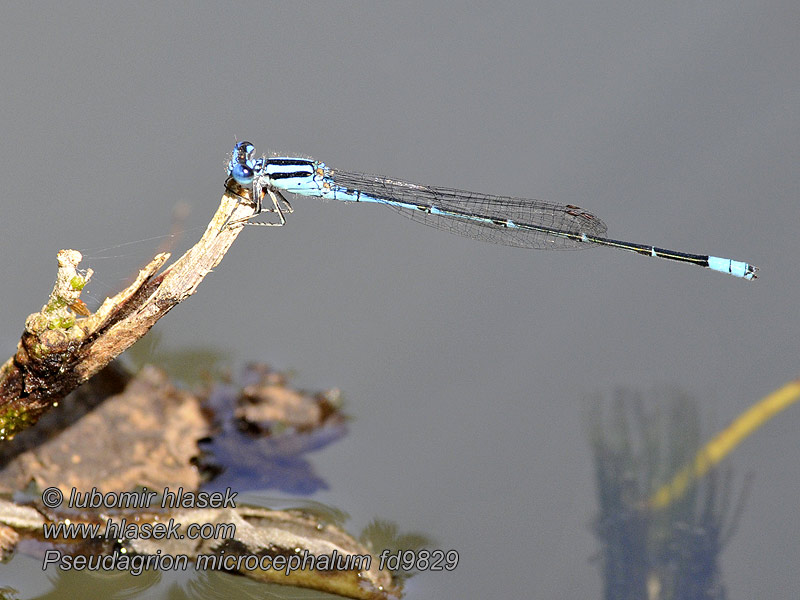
[[587, 389, 750, 600]]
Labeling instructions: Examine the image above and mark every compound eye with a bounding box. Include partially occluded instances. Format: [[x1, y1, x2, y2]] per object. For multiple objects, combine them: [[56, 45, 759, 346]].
[[231, 163, 254, 185], [234, 141, 255, 159]]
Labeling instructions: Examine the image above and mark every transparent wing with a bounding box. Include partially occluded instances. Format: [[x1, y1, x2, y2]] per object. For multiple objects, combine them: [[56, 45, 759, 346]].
[[328, 170, 608, 250]]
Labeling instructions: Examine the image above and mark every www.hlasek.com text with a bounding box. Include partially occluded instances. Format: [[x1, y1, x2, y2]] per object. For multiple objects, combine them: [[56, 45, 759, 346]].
[[42, 516, 236, 542]]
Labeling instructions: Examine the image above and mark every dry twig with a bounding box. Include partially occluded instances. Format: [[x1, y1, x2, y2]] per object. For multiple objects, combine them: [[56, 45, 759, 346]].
[[0, 183, 255, 439]]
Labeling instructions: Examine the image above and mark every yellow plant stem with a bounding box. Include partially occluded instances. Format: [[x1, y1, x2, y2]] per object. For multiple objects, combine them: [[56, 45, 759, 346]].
[[649, 379, 800, 510]]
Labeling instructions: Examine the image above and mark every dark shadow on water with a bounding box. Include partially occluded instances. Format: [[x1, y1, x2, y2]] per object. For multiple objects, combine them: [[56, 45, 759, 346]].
[[199, 364, 348, 495]]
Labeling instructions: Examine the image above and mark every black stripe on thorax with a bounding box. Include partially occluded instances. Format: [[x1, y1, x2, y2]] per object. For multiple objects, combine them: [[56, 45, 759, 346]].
[[269, 171, 315, 180], [268, 158, 315, 167]]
